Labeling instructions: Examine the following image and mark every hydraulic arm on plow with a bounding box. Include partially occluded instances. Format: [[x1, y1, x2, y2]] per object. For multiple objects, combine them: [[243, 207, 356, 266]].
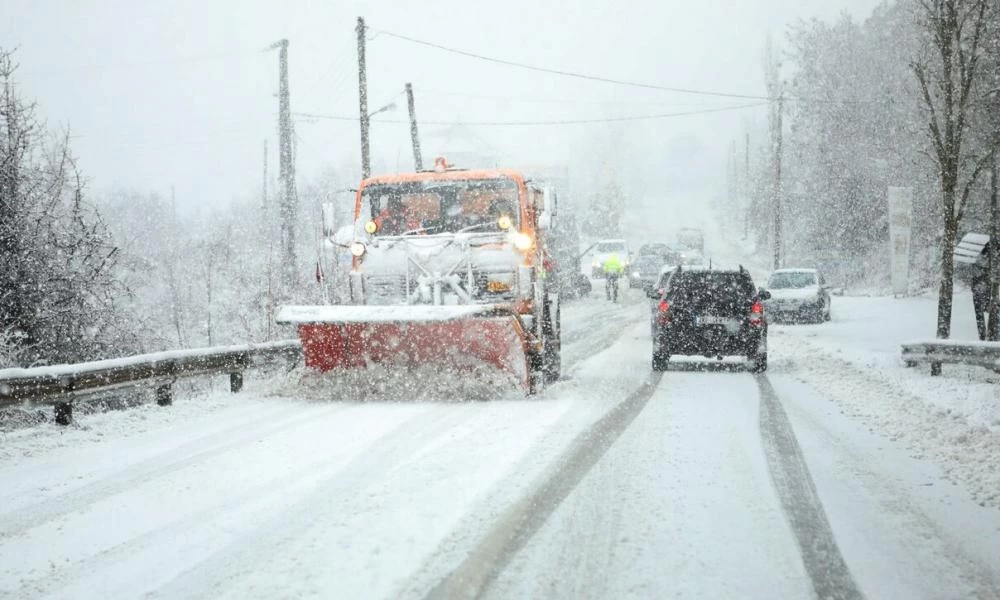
[[276, 159, 561, 394]]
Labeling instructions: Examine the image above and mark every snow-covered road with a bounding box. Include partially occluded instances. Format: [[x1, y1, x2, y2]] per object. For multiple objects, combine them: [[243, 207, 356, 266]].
[[2, 286, 1000, 599]]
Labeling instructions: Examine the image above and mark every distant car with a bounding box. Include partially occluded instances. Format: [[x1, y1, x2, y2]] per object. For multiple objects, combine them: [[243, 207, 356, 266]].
[[676, 227, 705, 252], [647, 265, 770, 372], [590, 238, 631, 279], [631, 244, 682, 288], [637, 242, 672, 258], [764, 268, 831, 323], [678, 248, 705, 266]]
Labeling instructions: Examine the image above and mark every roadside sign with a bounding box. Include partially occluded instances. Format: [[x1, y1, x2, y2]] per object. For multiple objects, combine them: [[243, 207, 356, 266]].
[[888, 187, 912, 296]]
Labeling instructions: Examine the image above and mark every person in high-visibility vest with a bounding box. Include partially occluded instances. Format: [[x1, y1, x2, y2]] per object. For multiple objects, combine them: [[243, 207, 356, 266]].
[[602, 253, 625, 302]]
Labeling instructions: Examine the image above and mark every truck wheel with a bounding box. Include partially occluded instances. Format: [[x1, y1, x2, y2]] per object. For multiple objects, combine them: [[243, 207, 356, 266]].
[[528, 350, 544, 395], [543, 303, 561, 383]]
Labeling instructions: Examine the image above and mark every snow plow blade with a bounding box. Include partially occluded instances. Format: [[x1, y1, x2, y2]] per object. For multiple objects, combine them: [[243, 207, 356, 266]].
[[276, 305, 533, 393]]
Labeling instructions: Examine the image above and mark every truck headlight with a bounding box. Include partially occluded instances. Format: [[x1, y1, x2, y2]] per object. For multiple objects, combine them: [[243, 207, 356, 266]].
[[512, 231, 533, 250]]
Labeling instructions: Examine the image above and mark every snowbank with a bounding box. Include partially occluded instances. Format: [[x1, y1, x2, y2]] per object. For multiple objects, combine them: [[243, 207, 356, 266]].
[[771, 293, 1000, 507]]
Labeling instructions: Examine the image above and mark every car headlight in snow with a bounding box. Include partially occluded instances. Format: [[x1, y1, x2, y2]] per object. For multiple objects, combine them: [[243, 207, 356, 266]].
[[350, 241, 367, 257]]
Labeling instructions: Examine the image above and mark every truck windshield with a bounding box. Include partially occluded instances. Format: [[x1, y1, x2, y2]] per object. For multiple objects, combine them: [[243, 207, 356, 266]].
[[596, 242, 626, 253], [362, 178, 520, 235]]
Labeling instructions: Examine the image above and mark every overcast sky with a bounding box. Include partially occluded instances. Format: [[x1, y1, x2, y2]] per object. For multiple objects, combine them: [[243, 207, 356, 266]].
[[2, 0, 883, 212]]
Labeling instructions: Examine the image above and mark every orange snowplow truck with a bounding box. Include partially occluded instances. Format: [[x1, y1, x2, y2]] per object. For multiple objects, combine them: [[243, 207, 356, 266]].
[[276, 159, 562, 394]]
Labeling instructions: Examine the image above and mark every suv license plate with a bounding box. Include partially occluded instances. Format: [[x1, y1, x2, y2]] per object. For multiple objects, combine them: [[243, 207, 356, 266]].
[[697, 315, 737, 326]]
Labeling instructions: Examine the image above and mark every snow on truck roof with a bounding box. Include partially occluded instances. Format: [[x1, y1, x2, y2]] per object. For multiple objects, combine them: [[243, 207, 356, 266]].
[[771, 268, 818, 274], [361, 169, 528, 186]]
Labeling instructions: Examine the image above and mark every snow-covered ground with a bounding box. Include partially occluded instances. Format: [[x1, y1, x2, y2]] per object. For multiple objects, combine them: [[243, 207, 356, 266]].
[[3, 204, 1000, 598]]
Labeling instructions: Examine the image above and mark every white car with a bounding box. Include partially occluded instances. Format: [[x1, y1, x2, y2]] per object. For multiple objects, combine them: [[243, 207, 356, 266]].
[[764, 268, 832, 323], [590, 238, 631, 279]]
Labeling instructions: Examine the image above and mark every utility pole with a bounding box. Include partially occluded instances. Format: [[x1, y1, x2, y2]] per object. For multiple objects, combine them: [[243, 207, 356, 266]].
[[989, 153, 999, 340], [260, 140, 267, 211], [406, 82, 423, 171], [772, 94, 784, 271], [357, 17, 371, 179], [729, 140, 738, 211], [744, 132, 751, 240], [262, 139, 268, 210], [169, 184, 176, 222], [271, 38, 297, 290]]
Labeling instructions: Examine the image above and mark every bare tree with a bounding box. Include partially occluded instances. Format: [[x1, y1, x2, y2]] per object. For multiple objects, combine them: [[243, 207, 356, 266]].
[[0, 48, 133, 366], [911, 0, 996, 345]]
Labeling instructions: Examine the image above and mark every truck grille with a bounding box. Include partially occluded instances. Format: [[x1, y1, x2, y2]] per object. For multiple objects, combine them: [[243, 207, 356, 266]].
[[365, 275, 409, 304]]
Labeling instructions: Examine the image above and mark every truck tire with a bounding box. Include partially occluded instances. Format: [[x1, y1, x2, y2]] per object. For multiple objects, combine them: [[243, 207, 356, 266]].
[[543, 302, 561, 383]]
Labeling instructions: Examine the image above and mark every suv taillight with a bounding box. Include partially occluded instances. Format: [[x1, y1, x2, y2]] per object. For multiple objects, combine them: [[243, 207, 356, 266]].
[[750, 300, 764, 326], [657, 300, 671, 324]]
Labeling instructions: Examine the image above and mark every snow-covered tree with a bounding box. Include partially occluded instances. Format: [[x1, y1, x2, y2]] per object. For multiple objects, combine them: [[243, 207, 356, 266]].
[[0, 49, 136, 367]]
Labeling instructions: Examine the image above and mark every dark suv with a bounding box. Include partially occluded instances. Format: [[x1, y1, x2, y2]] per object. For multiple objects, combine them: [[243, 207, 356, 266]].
[[646, 266, 771, 372]]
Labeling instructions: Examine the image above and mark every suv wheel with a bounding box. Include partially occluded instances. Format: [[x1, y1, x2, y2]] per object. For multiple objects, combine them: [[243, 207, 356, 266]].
[[652, 344, 670, 371], [749, 352, 768, 373]]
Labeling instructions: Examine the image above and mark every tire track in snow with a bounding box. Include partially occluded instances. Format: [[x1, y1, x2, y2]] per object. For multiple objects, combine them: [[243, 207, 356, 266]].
[[424, 372, 663, 600], [0, 402, 346, 539], [756, 375, 864, 600]]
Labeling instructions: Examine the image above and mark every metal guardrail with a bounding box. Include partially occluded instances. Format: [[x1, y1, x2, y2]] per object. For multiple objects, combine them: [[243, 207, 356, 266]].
[[901, 340, 1000, 375], [0, 340, 302, 425]]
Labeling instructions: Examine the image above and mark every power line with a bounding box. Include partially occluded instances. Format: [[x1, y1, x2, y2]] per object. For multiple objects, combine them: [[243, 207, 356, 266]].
[[375, 29, 892, 107], [292, 102, 767, 127], [375, 29, 771, 101], [418, 88, 738, 108]]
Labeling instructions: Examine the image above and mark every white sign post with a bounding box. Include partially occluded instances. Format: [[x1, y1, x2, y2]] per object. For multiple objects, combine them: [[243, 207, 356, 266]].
[[888, 187, 913, 297]]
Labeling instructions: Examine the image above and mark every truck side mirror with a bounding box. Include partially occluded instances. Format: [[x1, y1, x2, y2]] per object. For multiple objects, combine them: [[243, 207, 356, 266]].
[[538, 187, 557, 230], [322, 202, 336, 237], [333, 224, 354, 246], [543, 188, 558, 216]]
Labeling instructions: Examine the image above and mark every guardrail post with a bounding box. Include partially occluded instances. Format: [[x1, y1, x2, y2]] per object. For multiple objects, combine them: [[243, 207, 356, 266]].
[[54, 401, 73, 426], [930, 361, 941, 376], [230, 372, 244, 393], [155, 383, 172, 406]]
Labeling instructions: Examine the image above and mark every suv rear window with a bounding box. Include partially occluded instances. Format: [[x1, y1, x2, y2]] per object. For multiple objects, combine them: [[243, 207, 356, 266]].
[[666, 271, 756, 315]]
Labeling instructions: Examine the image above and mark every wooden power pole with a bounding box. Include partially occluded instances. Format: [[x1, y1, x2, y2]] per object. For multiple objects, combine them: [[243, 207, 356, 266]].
[[772, 94, 784, 271], [989, 153, 999, 340], [270, 39, 297, 290], [262, 139, 268, 210], [744, 132, 751, 239], [357, 17, 371, 179], [406, 82, 423, 171]]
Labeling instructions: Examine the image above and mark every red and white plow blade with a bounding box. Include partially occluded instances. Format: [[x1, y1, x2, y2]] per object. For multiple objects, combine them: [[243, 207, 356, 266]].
[[276, 305, 531, 393]]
